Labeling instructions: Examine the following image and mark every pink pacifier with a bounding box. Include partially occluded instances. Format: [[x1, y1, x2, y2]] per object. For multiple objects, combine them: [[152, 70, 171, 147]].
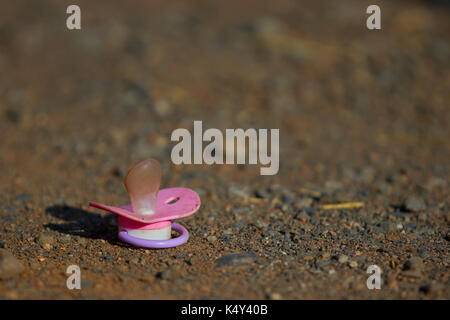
[[89, 158, 201, 248]]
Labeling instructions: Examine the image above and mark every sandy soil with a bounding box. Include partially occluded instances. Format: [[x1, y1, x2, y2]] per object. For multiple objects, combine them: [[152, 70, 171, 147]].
[[0, 0, 449, 299]]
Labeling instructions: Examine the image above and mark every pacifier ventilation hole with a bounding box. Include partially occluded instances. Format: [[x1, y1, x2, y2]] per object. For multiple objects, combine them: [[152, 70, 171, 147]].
[[166, 197, 180, 205]]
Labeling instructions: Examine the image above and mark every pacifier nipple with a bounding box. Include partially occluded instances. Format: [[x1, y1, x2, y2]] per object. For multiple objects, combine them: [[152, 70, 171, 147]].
[[124, 158, 161, 215]]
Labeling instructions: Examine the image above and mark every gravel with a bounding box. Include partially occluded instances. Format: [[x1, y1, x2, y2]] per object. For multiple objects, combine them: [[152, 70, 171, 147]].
[[0, 0, 448, 300]]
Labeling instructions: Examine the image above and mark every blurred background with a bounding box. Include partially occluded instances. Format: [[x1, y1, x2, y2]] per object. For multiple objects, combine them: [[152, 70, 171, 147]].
[[0, 0, 448, 299]]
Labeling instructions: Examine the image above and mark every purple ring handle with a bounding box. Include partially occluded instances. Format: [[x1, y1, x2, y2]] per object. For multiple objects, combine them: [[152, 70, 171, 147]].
[[118, 222, 189, 249]]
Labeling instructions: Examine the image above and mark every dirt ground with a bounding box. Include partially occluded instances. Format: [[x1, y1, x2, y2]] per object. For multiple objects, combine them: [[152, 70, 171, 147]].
[[0, 0, 449, 299]]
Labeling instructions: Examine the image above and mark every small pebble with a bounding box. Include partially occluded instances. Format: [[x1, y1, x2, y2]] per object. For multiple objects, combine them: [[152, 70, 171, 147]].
[[419, 283, 443, 295], [269, 292, 282, 300], [215, 253, 257, 267], [38, 233, 54, 250], [379, 221, 398, 232], [154, 99, 172, 117], [405, 197, 426, 212], [60, 235, 72, 242], [0, 249, 25, 279], [295, 211, 310, 222], [338, 254, 349, 264], [157, 267, 180, 280], [254, 189, 270, 199], [228, 186, 248, 198], [294, 198, 313, 209], [403, 257, 424, 271], [325, 180, 343, 192]]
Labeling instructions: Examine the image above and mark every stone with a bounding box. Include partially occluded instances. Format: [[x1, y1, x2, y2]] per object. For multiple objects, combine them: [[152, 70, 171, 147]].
[[294, 198, 313, 210], [325, 180, 343, 192], [295, 210, 309, 222], [157, 267, 180, 280], [425, 177, 447, 190], [0, 249, 25, 279], [38, 233, 54, 250], [14, 194, 30, 203], [378, 221, 398, 232], [419, 283, 444, 295], [60, 235, 72, 242], [360, 166, 376, 183], [268, 292, 282, 300], [405, 197, 426, 212], [228, 186, 248, 198], [338, 254, 349, 264], [0, 204, 17, 216], [215, 253, 258, 267], [254, 189, 270, 199], [154, 99, 172, 117], [403, 257, 424, 271]]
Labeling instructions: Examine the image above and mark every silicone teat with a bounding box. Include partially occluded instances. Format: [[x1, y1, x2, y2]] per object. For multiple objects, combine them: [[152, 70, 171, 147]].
[[124, 158, 161, 215]]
